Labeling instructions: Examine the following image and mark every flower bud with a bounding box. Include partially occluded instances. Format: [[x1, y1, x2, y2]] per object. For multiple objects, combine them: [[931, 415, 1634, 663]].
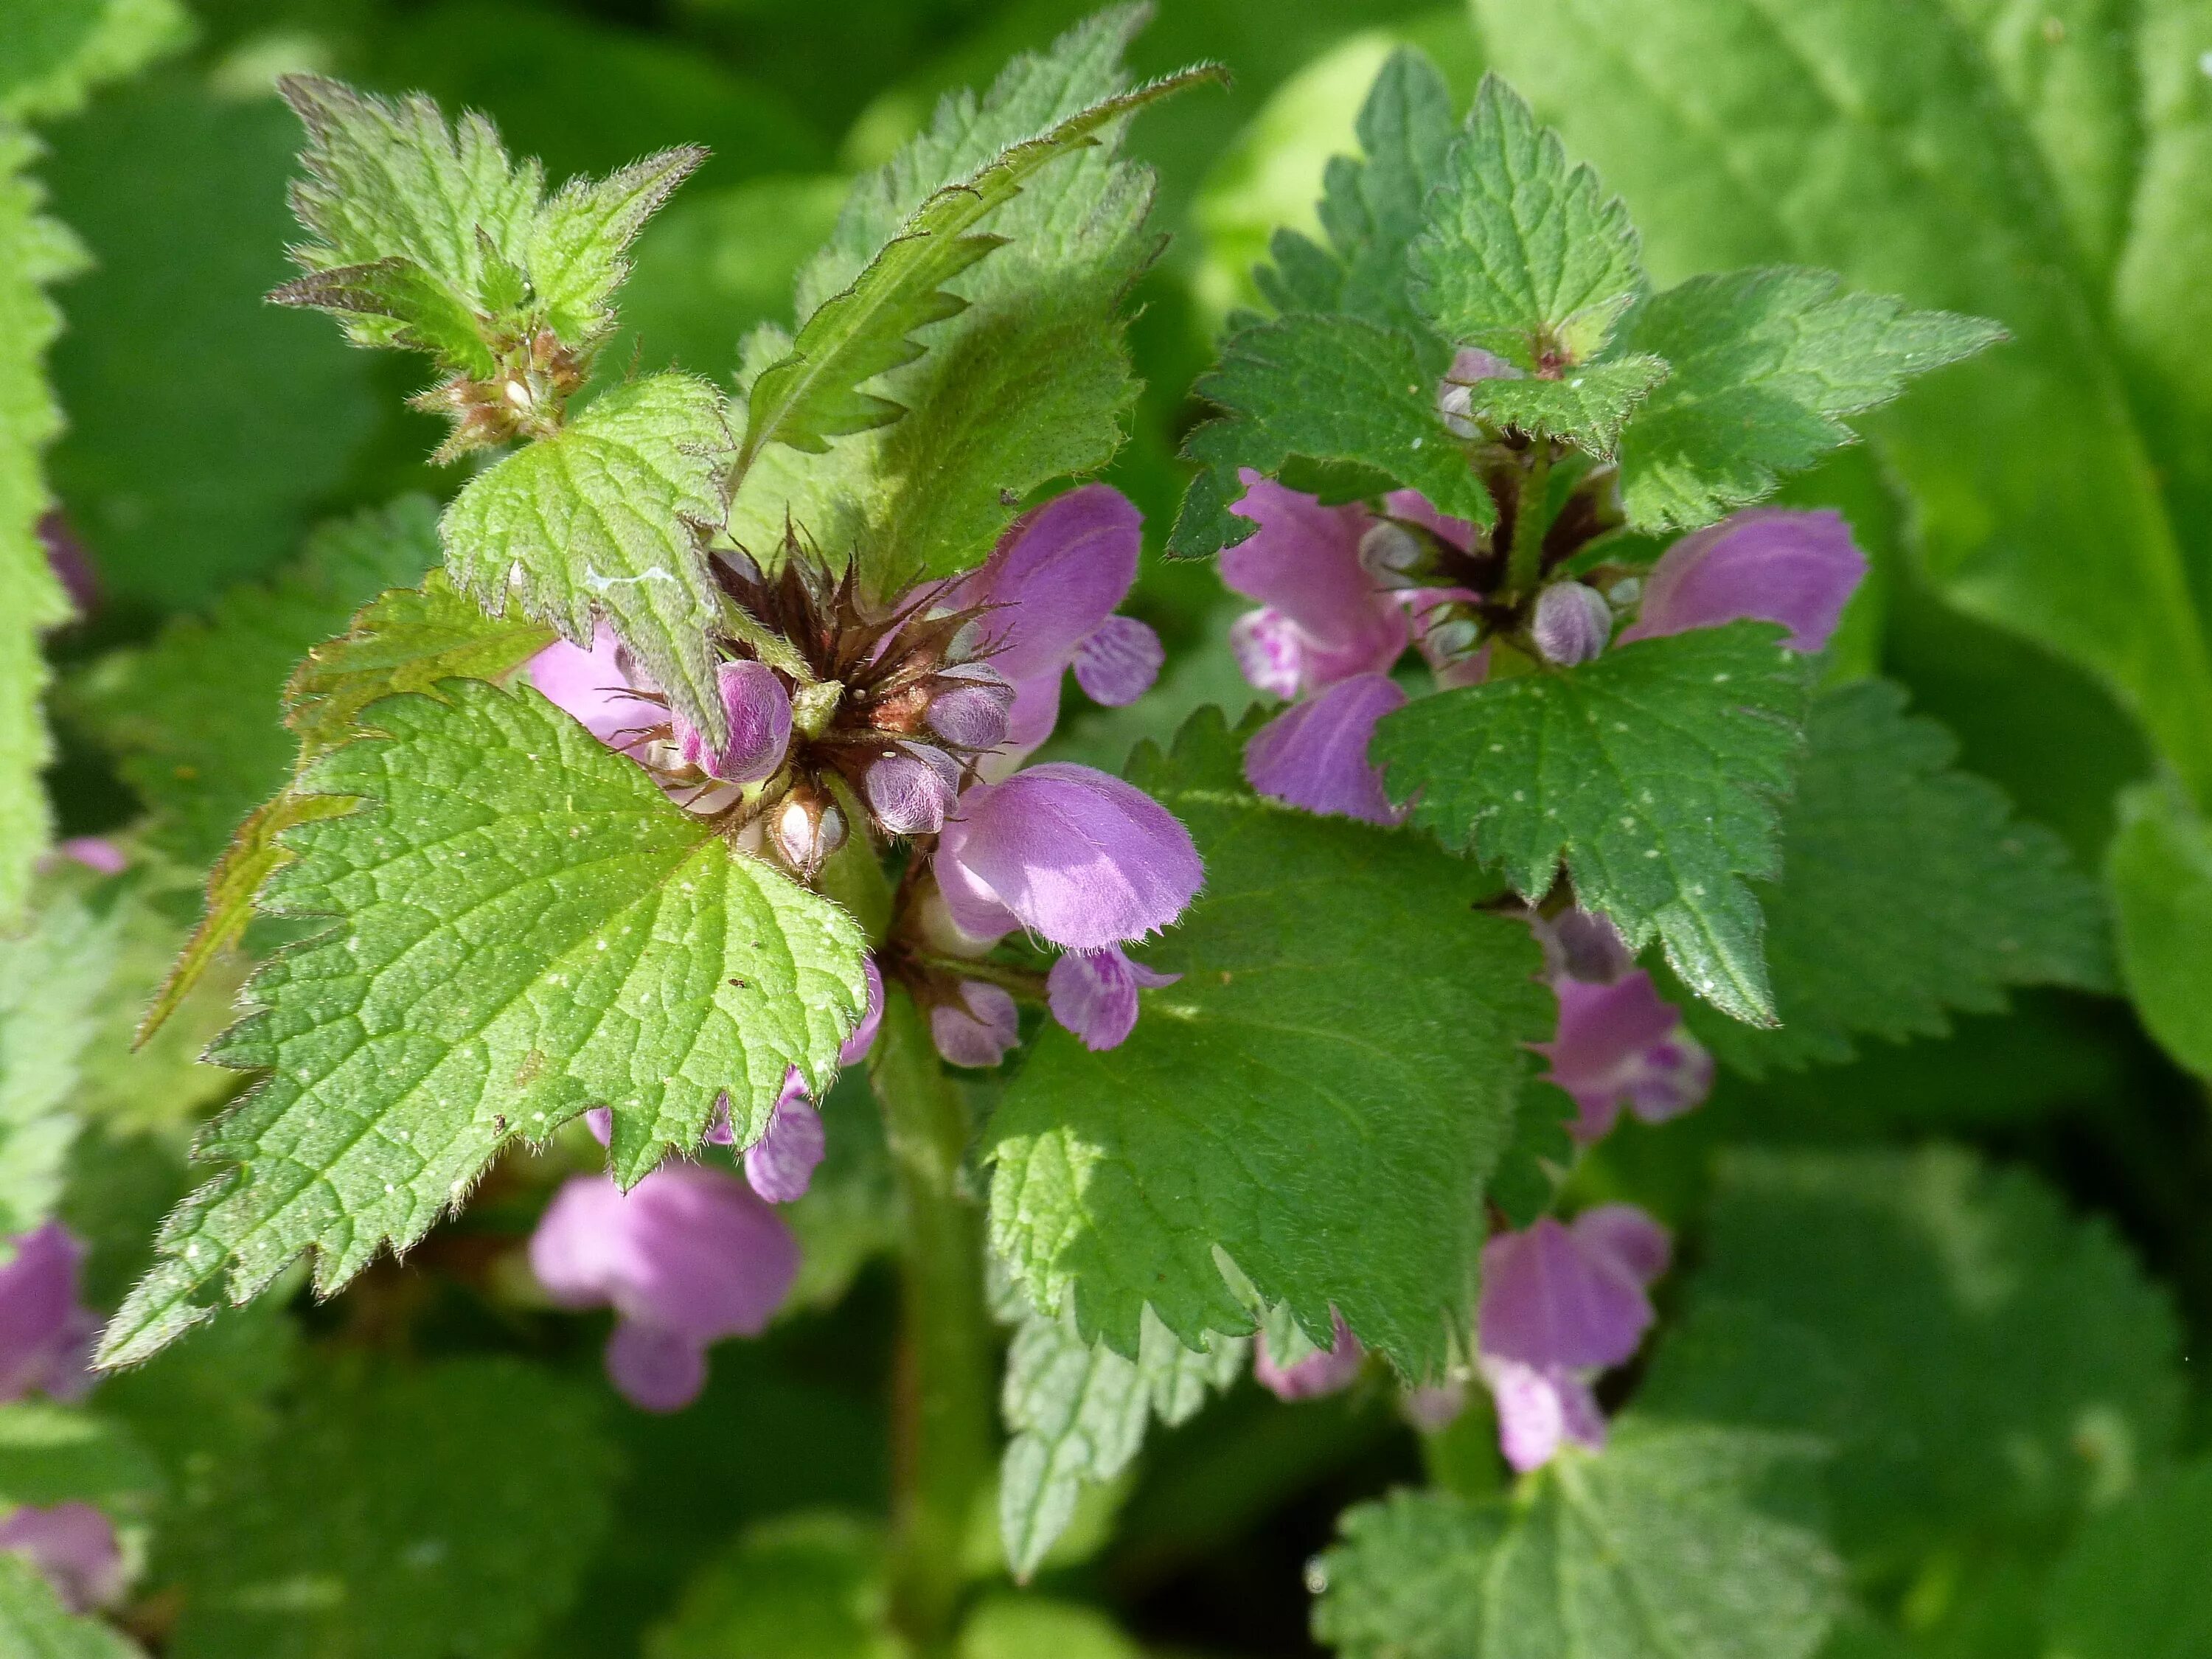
[[1531, 581, 1612, 667], [676, 660, 793, 784], [1357, 520, 1427, 585], [924, 663, 1015, 752], [1436, 346, 1520, 438], [864, 743, 960, 836], [770, 785, 845, 879]]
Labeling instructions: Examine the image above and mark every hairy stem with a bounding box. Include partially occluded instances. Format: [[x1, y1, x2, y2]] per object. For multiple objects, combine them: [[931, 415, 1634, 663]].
[[872, 988, 996, 1649], [1504, 442, 1554, 598]]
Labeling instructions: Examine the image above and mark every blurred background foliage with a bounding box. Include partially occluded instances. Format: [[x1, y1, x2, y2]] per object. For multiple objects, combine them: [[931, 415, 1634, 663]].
[[17, 0, 2212, 1655]]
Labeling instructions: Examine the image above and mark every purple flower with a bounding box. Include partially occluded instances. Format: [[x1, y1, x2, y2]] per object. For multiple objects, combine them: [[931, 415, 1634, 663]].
[[930, 981, 1020, 1068], [1478, 1205, 1672, 1472], [1618, 507, 1867, 654], [1046, 946, 1179, 1051], [1222, 473, 1408, 698], [948, 485, 1162, 757], [49, 838, 125, 877], [526, 626, 665, 753], [1254, 1312, 1364, 1401], [0, 1503, 124, 1613], [1541, 972, 1714, 1142], [843, 955, 884, 1066], [933, 763, 1203, 952], [1241, 672, 1408, 825], [864, 742, 960, 836], [743, 1074, 825, 1204], [1531, 905, 1637, 984], [925, 664, 1017, 752], [673, 659, 792, 785], [529, 1166, 799, 1412], [40, 513, 97, 619], [1530, 581, 1613, 667], [0, 1225, 97, 1406]]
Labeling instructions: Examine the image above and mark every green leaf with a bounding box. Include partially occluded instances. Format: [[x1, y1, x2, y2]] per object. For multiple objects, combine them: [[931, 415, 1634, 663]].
[[1458, 353, 1668, 456], [987, 708, 1551, 1380], [734, 63, 1218, 485], [0, 1403, 160, 1509], [2106, 779, 2212, 1081], [99, 681, 868, 1368], [135, 563, 552, 1043], [164, 1357, 616, 1659], [644, 1513, 899, 1659], [42, 81, 382, 608], [0, 128, 86, 923], [1469, 0, 2212, 810], [1253, 46, 1461, 333], [1314, 1427, 1842, 1659], [75, 498, 442, 869], [2047, 1455, 2212, 1659], [1408, 74, 1645, 371], [1638, 1147, 2185, 1562], [999, 1302, 1245, 1581], [1170, 313, 1495, 557], [274, 73, 702, 363], [960, 1596, 1144, 1659], [1689, 679, 2110, 1074], [1374, 622, 1812, 1024], [442, 371, 730, 741], [0, 879, 122, 1239], [0, 1554, 141, 1659], [0, 0, 187, 123], [1616, 268, 2004, 532]]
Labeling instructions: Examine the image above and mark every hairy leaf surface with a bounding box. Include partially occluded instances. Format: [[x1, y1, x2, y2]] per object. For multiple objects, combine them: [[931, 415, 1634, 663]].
[[1171, 312, 1493, 557], [999, 1303, 1245, 1580], [1375, 622, 1811, 1024], [987, 709, 1550, 1379], [0, 1554, 139, 1659], [1315, 1427, 1840, 1659], [1693, 680, 2110, 1073], [1617, 268, 2003, 532], [101, 682, 867, 1366]]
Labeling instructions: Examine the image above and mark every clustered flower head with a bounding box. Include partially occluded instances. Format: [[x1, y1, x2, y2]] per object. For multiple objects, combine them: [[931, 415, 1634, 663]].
[[0, 1224, 125, 1612], [526, 485, 1205, 1408], [1214, 446, 1868, 1472]]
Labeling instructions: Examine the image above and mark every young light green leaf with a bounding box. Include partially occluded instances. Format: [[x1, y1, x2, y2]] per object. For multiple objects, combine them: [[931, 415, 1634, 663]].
[[1408, 73, 1645, 372], [1374, 622, 1812, 1024], [0, 128, 86, 924], [1314, 1427, 1841, 1659], [164, 1357, 615, 1659], [74, 498, 442, 869], [1638, 1147, 2185, 1561], [1169, 313, 1495, 558], [1689, 679, 2110, 1074], [1459, 353, 1668, 456], [1617, 268, 2004, 532], [100, 681, 867, 1368], [0, 880, 122, 1239], [273, 74, 702, 364], [987, 709, 1551, 1380], [999, 1303, 1245, 1582], [0, 1554, 141, 1659], [2047, 1455, 2212, 1659], [735, 63, 1220, 484], [2106, 779, 2212, 1082], [1255, 46, 1460, 333], [442, 371, 729, 741], [1470, 0, 2212, 811]]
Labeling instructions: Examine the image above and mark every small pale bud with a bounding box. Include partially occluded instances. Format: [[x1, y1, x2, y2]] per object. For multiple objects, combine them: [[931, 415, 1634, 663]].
[[1357, 521, 1427, 585], [771, 786, 845, 878], [1531, 581, 1613, 667]]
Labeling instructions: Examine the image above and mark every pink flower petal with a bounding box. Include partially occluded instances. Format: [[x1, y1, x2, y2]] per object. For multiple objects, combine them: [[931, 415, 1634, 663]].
[[1618, 507, 1866, 654], [1242, 672, 1408, 824], [1072, 615, 1164, 706]]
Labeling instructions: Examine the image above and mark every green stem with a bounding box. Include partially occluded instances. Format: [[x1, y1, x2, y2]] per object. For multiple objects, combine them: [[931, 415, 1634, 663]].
[[717, 594, 819, 684], [1505, 442, 1554, 599], [872, 988, 995, 1650]]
